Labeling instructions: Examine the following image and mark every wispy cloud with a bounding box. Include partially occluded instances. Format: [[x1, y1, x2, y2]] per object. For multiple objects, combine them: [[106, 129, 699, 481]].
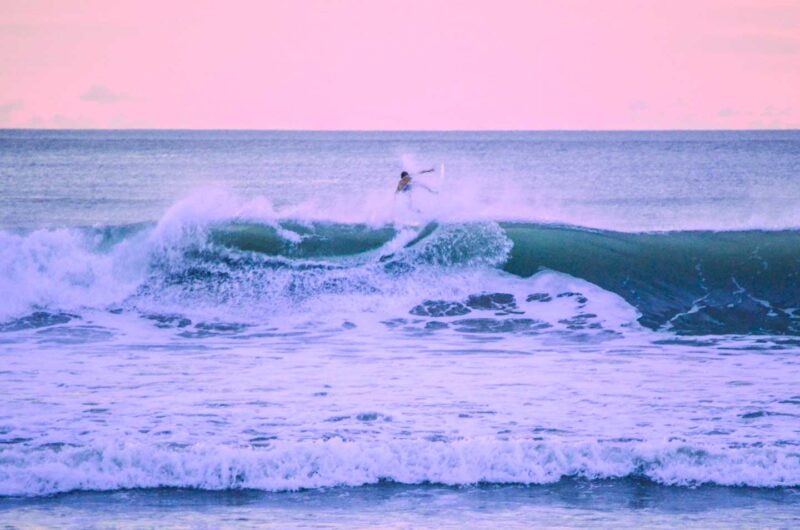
[[108, 113, 151, 128], [0, 100, 23, 124], [704, 34, 800, 55], [761, 105, 792, 117], [628, 100, 648, 113], [80, 85, 131, 104], [51, 114, 94, 128], [715, 4, 800, 31]]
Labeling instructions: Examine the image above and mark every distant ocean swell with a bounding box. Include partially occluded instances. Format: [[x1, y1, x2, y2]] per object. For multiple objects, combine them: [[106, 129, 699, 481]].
[[3, 212, 800, 336], [2, 438, 799, 496]]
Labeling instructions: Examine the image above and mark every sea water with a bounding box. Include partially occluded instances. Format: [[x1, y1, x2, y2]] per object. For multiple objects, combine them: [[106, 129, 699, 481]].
[[1, 130, 799, 528]]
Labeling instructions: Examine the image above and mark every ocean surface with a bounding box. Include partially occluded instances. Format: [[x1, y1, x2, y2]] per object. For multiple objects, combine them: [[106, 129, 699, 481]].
[[1, 129, 799, 528]]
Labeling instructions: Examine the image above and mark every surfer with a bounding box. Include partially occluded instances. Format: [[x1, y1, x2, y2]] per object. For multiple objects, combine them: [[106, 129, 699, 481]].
[[396, 169, 436, 194]]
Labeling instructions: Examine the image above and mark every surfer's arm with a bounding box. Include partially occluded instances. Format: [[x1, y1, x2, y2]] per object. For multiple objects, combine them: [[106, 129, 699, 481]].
[[414, 181, 437, 193], [407, 171, 438, 193]]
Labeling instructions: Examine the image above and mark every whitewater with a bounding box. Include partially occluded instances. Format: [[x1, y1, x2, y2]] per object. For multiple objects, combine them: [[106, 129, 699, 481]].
[[1, 130, 799, 528]]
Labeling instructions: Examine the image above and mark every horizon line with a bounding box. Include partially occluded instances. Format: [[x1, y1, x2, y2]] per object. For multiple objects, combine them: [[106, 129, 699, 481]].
[[1, 127, 799, 133]]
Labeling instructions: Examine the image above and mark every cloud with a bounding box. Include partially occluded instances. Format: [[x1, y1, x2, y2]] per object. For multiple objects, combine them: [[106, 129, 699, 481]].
[[705, 34, 800, 55], [109, 113, 149, 128], [717, 108, 736, 118], [80, 85, 131, 104], [716, 4, 800, 31], [628, 100, 648, 113], [27, 116, 45, 128], [0, 100, 23, 124], [51, 114, 94, 128], [762, 106, 792, 118]]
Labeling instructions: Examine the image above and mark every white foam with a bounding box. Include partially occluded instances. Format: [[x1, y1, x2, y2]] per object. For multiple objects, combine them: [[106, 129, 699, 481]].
[[0, 229, 144, 321], [1, 438, 797, 496], [145, 179, 551, 229]]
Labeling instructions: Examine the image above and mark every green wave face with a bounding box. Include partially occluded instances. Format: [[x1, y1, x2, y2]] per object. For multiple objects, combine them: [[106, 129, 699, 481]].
[[208, 222, 399, 258], [501, 224, 800, 335]]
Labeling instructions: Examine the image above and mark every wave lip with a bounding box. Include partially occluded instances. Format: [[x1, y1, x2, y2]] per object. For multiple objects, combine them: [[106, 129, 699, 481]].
[[1, 438, 798, 496]]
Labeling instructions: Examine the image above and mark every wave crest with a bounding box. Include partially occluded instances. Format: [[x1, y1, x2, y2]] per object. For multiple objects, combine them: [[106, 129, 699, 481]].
[[3, 194, 800, 336]]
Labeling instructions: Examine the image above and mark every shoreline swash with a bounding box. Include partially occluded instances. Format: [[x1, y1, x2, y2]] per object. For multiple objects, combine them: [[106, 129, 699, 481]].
[[1, 130, 800, 527]]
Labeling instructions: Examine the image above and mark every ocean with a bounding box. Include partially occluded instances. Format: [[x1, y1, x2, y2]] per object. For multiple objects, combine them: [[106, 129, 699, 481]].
[[1, 129, 799, 528]]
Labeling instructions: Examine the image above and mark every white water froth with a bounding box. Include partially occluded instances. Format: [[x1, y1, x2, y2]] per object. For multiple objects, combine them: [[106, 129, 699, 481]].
[[0, 188, 484, 321], [0, 229, 144, 321], [2, 439, 798, 496], [151, 180, 557, 229]]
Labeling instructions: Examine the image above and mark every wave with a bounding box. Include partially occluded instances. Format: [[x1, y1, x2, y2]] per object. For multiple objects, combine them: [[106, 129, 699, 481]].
[[2, 196, 800, 336], [203, 222, 800, 335], [1, 438, 797, 496], [502, 224, 800, 335], [209, 222, 800, 335]]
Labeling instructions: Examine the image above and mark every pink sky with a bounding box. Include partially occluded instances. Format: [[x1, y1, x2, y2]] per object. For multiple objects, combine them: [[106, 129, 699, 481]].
[[0, 0, 798, 129]]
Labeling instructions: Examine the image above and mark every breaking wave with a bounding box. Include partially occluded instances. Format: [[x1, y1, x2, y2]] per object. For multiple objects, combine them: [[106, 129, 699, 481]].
[[2, 193, 800, 336], [2, 438, 798, 496]]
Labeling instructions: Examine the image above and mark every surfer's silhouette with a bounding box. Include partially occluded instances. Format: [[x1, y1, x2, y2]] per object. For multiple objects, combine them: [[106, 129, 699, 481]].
[[396, 169, 436, 213], [396, 169, 435, 194]]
